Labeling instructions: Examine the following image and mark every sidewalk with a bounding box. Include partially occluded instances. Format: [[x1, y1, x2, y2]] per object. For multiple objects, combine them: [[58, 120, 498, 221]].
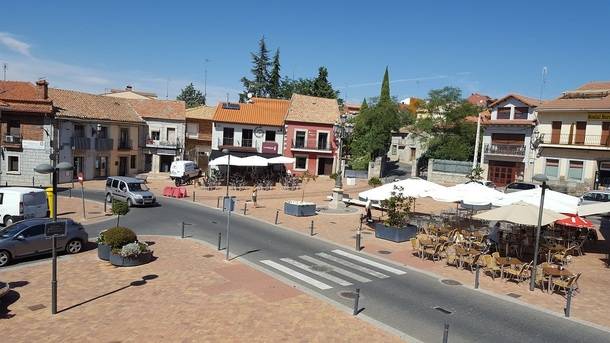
[[0, 236, 402, 342]]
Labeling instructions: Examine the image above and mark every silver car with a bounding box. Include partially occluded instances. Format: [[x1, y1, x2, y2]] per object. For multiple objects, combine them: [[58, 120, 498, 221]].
[[0, 218, 88, 267], [105, 176, 156, 207], [579, 190, 610, 205]]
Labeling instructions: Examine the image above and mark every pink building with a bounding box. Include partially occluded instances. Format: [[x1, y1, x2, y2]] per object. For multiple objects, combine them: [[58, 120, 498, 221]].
[[284, 94, 340, 176]]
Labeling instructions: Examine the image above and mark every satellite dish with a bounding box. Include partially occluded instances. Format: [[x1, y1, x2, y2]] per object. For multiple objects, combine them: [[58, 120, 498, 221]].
[[247, 92, 253, 99]]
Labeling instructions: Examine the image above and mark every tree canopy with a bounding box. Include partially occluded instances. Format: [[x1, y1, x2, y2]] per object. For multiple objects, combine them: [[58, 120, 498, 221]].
[[240, 36, 271, 98], [176, 83, 205, 108], [268, 49, 281, 98]]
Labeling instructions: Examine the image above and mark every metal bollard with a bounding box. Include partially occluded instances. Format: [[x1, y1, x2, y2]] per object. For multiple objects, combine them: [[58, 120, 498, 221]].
[[310, 221, 314, 236], [218, 232, 222, 251], [475, 265, 480, 289], [355, 232, 361, 251], [275, 210, 279, 225], [217, 197, 220, 209], [181, 221, 185, 238], [69, 188, 72, 198], [193, 191, 196, 202], [243, 202, 247, 215], [104, 198, 107, 213], [32, 176, 34, 187], [352, 288, 360, 316], [442, 322, 450, 343], [607, 252, 609, 268], [565, 287, 573, 317]]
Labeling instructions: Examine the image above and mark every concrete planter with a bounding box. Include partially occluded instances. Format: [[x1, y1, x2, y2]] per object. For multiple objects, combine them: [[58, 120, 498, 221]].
[[284, 201, 316, 217], [97, 243, 111, 261], [109, 251, 153, 267], [374, 222, 418, 243]]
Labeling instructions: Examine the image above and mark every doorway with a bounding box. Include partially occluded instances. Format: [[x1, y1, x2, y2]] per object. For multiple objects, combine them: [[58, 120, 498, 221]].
[[317, 157, 334, 176], [118, 157, 128, 176], [159, 155, 174, 172], [95, 156, 108, 178], [488, 160, 522, 186]]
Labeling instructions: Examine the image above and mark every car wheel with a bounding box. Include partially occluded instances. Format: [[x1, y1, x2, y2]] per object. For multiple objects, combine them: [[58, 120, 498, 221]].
[[3, 216, 13, 227], [127, 198, 133, 208], [0, 250, 11, 267], [106, 193, 113, 203], [66, 239, 83, 254]]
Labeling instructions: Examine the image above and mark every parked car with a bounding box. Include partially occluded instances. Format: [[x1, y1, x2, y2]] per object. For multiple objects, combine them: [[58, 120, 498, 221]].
[[105, 176, 156, 207], [504, 182, 540, 193], [579, 190, 610, 205], [0, 218, 88, 267], [466, 180, 496, 189], [170, 160, 201, 186], [0, 187, 49, 227]]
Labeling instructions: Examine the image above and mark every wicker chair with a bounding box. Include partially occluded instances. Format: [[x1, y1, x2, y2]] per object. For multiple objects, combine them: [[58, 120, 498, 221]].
[[552, 246, 576, 266], [423, 243, 443, 262], [552, 273, 581, 295], [410, 238, 423, 258], [445, 245, 459, 268], [481, 254, 501, 280], [504, 262, 532, 284], [534, 263, 553, 291]]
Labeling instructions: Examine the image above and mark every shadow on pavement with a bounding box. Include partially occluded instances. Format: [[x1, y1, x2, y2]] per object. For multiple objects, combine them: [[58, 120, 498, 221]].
[[231, 249, 261, 261], [0, 281, 29, 319]]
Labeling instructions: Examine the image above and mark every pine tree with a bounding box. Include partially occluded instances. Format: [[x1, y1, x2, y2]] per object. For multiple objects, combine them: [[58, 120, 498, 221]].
[[176, 83, 205, 108], [268, 49, 281, 98], [360, 98, 368, 111], [379, 66, 391, 106], [311, 67, 337, 98], [240, 36, 271, 98]]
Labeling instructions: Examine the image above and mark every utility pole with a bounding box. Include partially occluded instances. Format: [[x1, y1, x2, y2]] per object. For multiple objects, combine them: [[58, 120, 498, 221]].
[[472, 112, 482, 169], [204, 59, 209, 104], [2, 63, 6, 81]]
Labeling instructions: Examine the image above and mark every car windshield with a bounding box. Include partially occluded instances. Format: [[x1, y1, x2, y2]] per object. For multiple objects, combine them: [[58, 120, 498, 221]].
[[0, 221, 31, 238], [128, 183, 149, 192]]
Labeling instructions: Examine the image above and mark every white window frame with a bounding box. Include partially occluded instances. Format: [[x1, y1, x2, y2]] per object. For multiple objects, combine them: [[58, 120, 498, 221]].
[[6, 154, 21, 175], [566, 159, 585, 182], [316, 130, 330, 150], [294, 129, 308, 148], [186, 122, 199, 138], [544, 158, 560, 180], [293, 154, 308, 171]]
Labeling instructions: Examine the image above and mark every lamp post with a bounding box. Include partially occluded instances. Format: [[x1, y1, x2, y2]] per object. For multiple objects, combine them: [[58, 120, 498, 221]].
[[530, 173, 548, 291], [34, 160, 73, 314], [222, 148, 231, 260], [331, 114, 353, 209]]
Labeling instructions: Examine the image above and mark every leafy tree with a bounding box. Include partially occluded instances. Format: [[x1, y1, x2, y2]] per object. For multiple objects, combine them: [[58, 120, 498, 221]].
[[241, 36, 271, 98], [111, 199, 129, 227], [278, 77, 314, 99], [176, 83, 205, 108], [268, 49, 281, 98], [311, 67, 338, 98]]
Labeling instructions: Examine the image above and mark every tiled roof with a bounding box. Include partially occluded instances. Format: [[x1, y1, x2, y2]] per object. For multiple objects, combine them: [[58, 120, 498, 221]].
[[286, 94, 340, 124], [482, 119, 535, 126], [185, 105, 215, 120], [539, 81, 610, 111], [0, 80, 53, 113], [213, 97, 289, 127], [128, 99, 185, 121], [49, 88, 144, 123], [489, 94, 542, 107]]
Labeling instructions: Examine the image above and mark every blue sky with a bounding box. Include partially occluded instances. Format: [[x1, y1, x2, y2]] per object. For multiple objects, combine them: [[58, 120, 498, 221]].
[[1, 1, 609, 104]]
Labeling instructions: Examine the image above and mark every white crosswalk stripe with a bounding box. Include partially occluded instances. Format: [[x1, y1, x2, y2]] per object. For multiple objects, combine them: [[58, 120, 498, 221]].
[[331, 250, 407, 275], [260, 260, 332, 290], [281, 258, 353, 286], [316, 252, 389, 279], [299, 255, 372, 283]]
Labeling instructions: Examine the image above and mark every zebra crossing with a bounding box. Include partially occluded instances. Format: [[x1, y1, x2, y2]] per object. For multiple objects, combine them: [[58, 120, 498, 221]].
[[260, 249, 406, 290]]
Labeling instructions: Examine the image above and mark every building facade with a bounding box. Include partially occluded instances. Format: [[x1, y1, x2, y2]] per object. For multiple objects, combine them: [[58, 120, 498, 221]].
[[0, 80, 54, 186], [533, 82, 610, 193], [388, 128, 426, 167], [479, 94, 540, 186], [283, 94, 340, 176], [50, 88, 146, 182], [184, 105, 214, 168]]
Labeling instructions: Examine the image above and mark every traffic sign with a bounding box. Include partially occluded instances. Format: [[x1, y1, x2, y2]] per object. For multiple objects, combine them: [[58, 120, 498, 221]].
[[45, 221, 67, 237]]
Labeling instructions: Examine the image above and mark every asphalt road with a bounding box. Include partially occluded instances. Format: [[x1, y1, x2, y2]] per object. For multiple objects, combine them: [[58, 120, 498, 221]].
[[78, 191, 610, 342]]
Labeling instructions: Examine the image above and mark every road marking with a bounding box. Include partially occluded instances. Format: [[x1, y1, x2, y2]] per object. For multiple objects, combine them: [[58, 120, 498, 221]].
[[331, 250, 407, 275], [260, 260, 333, 290], [281, 258, 353, 286], [316, 252, 389, 279], [299, 255, 372, 283]]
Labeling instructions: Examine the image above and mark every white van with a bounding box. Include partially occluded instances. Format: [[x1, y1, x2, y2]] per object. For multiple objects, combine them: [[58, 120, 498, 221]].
[[170, 160, 201, 185], [0, 187, 49, 226]]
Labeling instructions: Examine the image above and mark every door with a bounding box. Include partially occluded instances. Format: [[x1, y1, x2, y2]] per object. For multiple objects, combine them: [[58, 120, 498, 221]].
[[410, 148, 417, 161], [317, 158, 334, 176], [96, 156, 108, 178], [601, 122, 610, 146], [574, 121, 586, 145], [13, 224, 46, 257], [119, 157, 128, 176], [488, 161, 520, 187], [551, 121, 562, 144], [115, 181, 128, 201], [317, 132, 329, 150]]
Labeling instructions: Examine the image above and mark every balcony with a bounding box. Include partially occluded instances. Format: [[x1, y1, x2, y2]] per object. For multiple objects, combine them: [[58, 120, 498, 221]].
[[484, 143, 526, 157], [72, 136, 91, 150], [541, 134, 610, 149], [118, 139, 132, 150], [95, 138, 114, 151], [146, 138, 180, 149], [2, 134, 22, 149], [290, 140, 332, 152]]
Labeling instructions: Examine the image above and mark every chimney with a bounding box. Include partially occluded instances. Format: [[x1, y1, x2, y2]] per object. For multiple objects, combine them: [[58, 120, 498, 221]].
[[126, 85, 133, 91], [35, 79, 49, 99]]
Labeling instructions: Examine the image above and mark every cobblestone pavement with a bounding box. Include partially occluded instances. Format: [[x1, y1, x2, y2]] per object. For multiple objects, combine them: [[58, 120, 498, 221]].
[[0, 236, 402, 343]]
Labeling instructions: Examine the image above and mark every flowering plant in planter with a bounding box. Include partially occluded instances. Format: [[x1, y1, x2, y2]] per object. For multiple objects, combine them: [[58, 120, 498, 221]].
[[96, 230, 106, 244], [117, 242, 150, 258]]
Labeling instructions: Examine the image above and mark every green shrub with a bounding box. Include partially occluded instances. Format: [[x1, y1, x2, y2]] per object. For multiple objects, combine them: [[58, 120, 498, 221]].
[[112, 199, 129, 226], [329, 172, 340, 180], [368, 177, 382, 187], [103, 226, 137, 249], [350, 155, 370, 170]]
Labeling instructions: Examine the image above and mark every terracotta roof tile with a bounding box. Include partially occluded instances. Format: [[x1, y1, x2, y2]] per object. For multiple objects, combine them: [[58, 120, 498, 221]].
[[0, 80, 53, 113], [185, 105, 215, 120], [128, 99, 185, 121], [286, 94, 340, 124], [213, 97, 289, 126], [489, 93, 542, 107], [49, 88, 144, 123], [539, 81, 610, 111]]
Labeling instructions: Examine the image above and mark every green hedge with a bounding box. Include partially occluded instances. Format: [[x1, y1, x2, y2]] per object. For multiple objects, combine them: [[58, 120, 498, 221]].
[[103, 226, 137, 249]]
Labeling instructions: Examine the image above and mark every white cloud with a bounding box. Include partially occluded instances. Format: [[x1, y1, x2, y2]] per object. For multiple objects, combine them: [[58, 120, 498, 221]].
[[0, 32, 31, 57]]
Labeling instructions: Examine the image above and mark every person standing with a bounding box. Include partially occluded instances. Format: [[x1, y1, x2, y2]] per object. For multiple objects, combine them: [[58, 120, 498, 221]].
[[365, 199, 373, 223], [251, 186, 258, 207]]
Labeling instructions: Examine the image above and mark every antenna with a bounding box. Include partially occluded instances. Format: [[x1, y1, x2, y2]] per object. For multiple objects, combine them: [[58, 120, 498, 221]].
[[226, 92, 229, 103], [539, 66, 548, 103], [166, 78, 169, 99], [204, 58, 210, 103], [2, 63, 6, 81]]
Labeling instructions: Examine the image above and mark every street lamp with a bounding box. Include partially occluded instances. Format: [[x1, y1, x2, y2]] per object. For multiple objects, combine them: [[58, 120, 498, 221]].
[[34, 160, 73, 314], [331, 114, 353, 209], [222, 148, 231, 260], [529, 173, 548, 291]]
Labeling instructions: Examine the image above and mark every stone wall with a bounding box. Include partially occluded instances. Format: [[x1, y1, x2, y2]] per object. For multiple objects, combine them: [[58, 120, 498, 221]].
[[426, 158, 471, 186]]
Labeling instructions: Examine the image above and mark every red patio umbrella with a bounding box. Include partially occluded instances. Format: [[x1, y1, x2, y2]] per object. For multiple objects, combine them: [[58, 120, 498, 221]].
[[555, 214, 593, 229]]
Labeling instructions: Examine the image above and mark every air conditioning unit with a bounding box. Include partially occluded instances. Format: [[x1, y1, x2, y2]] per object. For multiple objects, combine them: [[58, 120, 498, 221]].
[[5, 135, 14, 143]]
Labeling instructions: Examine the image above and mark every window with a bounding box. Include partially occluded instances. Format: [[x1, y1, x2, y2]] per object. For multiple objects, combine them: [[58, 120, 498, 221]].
[[242, 129, 253, 147], [186, 123, 199, 137], [497, 107, 511, 119], [545, 159, 559, 178], [568, 160, 584, 180], [23, 224, 45, 238], [167, 127, 176, 142], [317, 132, 329, 150], [151, 131, 160, 140], [112, 179, 119, 188], [551, 121, 562, 144], [130, 155, 136, 169], [294, 156, 307, 170], [0, 193, 3, 205], [391, 145, 397, 155], [119, 182, 127, 191], [7, 120, 20, 136], [106, 178, 112, 187], [8, 156, 19, 172], [223, 128, 234, 145], [265, 130, 276, 142], [513, 107, 529, 120], [295, 130, 306, 148], [98, 126, 108, 139], [74, 124, 85, 137]]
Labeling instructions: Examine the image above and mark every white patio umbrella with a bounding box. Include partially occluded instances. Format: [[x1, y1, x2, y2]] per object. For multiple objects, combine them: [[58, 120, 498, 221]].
[[239, 155, 269, 167], [492, 188, 579, 214], [208, 155, 245, 166], [473, 201, 567, 226], [358, 177, 445, 201], [267, 156, 296, 164]]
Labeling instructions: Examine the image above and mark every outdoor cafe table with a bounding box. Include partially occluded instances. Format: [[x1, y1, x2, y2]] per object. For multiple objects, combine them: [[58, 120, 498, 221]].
[[542, 244, 565, 262], [543, 266, 573, 293], [496, 257, 523, 279]]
